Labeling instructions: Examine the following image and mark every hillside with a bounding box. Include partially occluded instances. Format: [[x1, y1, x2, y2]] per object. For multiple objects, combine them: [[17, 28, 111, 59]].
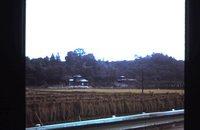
[[26, 49, 184, 88]]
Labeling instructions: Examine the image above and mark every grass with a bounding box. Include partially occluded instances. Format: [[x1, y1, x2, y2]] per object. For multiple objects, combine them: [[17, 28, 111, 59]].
[[26, 88, 184, 127]]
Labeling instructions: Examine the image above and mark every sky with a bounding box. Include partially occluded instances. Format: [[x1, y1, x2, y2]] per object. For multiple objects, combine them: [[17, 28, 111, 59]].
[[26, 0, 185, 61]]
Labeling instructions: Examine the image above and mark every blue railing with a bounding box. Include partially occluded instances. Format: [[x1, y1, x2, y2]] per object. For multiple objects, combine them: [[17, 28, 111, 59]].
[[26, 109, 184, 130]]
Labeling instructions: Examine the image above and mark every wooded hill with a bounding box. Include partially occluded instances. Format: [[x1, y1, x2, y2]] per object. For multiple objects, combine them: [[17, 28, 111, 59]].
[[26, 48, 184, 88]]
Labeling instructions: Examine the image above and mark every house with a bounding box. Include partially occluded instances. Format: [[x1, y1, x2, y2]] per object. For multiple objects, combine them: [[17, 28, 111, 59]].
[[68, 74, 89, 88], [114, 75, 139, 88]]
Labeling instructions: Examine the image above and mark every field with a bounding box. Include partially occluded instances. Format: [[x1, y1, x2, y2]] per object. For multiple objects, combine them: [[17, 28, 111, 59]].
[[35, 87, 184, 94], [26, 88, 184, 127]]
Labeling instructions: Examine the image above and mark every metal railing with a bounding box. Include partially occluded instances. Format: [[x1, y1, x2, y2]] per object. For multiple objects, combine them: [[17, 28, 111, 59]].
[[26, 109, 184, 130]]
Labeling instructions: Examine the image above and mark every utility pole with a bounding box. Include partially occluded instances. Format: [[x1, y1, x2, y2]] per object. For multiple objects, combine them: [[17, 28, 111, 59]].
[[141, 65, 144, 94]]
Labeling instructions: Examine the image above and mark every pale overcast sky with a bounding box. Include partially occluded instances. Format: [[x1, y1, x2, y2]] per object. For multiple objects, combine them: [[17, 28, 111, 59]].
[[26, 0, 185, 61]]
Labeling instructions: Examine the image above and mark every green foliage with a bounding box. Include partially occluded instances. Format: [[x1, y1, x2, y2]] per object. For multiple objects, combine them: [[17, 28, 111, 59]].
[[26, 50, 184, 88], [74, 48, 86, 57], [55, 53, 61, 61]]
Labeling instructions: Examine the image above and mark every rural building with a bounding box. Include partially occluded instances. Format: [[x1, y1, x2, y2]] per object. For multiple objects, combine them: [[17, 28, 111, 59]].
[[114, 76, 139, 88], [68, 74, 89, 88]]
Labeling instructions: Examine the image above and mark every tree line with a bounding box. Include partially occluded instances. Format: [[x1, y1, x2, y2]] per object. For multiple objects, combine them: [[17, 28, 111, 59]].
[[26, 48, 184, 88]]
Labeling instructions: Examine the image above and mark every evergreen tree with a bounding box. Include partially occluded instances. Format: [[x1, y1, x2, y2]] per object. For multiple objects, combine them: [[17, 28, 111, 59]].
[[50, 54, 56, 62], [55, 53, 61, 61]]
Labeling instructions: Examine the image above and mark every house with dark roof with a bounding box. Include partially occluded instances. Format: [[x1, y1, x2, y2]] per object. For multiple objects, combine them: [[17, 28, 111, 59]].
[[114, 75, 139, 88], [68, 74, 89, 88]]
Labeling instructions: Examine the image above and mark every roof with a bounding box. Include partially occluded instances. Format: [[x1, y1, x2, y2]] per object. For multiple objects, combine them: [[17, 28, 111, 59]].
[[74, 74, 82, 78], [69, 76, 88, 82], [69, 79, 74, 81], [79, 79, 88, 82]]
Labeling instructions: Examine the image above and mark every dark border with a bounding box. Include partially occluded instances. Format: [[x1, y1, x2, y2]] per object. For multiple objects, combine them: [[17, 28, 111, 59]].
[[185, 0, 200, 130], [1, 0, 25, 129]]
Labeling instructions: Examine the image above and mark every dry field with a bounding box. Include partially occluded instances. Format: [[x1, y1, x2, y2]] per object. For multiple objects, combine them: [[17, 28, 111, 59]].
[[26, 88, 184, 127], [36, 88, 184, 94]]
